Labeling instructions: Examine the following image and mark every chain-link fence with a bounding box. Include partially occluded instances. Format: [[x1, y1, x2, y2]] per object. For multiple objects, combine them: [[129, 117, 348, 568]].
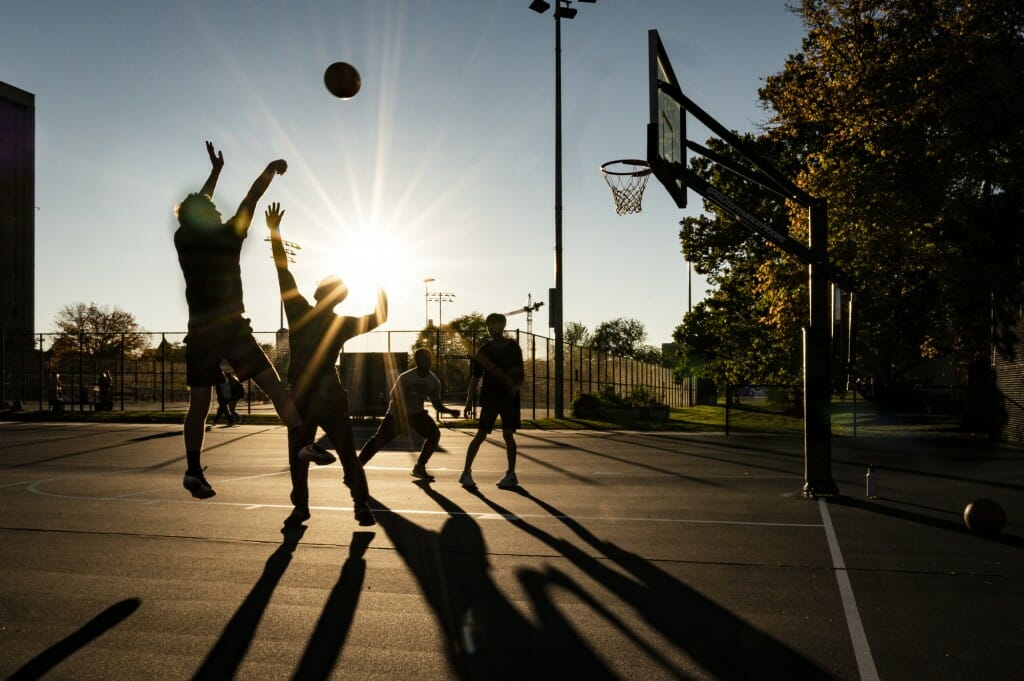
[[1, 328, 688, 417]]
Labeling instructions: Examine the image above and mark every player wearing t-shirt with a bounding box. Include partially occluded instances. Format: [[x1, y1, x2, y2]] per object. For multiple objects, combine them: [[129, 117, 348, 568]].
[[358, 348, 460, 481], [460, 313, 524, 489]]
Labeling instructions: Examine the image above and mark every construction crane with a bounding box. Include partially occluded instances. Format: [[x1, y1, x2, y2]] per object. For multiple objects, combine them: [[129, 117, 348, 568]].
[[506, 294, 544, 336]]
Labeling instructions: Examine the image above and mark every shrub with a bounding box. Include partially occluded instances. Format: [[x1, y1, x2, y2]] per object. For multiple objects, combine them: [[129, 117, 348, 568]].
[[572, 392, 602, 418]]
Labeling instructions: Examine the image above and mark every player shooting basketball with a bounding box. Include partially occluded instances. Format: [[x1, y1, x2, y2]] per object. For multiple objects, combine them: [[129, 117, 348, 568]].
[[174, 141, 320, 500], [266, 202, 386, 527]]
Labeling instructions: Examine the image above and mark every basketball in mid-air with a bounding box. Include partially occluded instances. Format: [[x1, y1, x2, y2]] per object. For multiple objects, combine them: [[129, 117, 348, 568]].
[[324, 62, 361, 99]]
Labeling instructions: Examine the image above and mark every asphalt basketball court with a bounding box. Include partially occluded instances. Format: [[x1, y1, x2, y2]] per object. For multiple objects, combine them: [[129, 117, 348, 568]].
[[0, 420, 1020, 680]]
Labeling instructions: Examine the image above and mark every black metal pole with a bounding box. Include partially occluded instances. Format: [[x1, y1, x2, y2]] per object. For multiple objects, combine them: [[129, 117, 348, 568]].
[[803, 200, 838, 496], [553, 10, 565, 418]]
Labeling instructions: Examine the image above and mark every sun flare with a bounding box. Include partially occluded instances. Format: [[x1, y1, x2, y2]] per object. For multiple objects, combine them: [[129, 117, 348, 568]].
[[308, 223, 418, 312]]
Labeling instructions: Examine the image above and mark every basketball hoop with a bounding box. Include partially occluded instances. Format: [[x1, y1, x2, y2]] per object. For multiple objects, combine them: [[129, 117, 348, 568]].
[[601, 159, 652, 215]]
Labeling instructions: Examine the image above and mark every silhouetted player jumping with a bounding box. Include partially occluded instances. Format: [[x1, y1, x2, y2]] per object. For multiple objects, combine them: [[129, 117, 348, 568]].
[[174, 141, 316, 499], [266, 202, 387, 526]]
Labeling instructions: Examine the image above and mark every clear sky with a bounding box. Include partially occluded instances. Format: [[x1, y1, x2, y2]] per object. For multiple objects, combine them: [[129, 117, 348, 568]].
[[2, 0, 806, 351]]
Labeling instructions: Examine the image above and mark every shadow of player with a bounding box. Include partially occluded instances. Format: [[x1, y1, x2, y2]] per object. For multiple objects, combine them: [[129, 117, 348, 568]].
[[370, 484, 614, 680], [473, 487, 839, 681], [289, 531, 375, 681], [7, 598, 141, 681], [192, 525, 306, 681]]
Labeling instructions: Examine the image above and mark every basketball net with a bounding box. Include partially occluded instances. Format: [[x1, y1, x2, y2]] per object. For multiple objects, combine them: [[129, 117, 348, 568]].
[[601, 159, 652, 215]]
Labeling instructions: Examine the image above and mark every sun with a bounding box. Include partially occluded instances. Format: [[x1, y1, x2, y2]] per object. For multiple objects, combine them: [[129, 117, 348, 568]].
[[312, 223, 417, 310]]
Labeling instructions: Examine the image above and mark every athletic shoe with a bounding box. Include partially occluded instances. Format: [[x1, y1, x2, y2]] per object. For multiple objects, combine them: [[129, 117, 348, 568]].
[[183, 468, 216, 499], [230, 414, 243, 426], [459, 471, 477, 488], [284, 506, 310, 527], [299, 442, 335, 466], [354, 501, 376, 526], [496, 471, 519, 489], [410, 465, 435, 482]]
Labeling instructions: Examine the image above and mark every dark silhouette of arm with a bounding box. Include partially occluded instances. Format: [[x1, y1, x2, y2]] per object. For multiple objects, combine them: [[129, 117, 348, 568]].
[[338, 288, 389, 337], [200, 140, 224, 197], [231, 158, 288, 234], [265, 202, 301, 309]]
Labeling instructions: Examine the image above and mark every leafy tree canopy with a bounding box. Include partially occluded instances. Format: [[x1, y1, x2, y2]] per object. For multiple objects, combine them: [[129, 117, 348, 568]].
[[676, 0, 1024, 390], [51, 303, 148, 364]]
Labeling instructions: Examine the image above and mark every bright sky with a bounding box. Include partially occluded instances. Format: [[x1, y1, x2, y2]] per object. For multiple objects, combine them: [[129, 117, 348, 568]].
[[3, 1, 806, 351]]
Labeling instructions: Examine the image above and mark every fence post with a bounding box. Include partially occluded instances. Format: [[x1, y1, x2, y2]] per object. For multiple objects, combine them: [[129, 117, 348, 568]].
[[160, 333, 166, 412], [78, 331, 84, 413], [120, 333, 125, 410], [37, 334, 43, 411], [532, 329, 540, 419]]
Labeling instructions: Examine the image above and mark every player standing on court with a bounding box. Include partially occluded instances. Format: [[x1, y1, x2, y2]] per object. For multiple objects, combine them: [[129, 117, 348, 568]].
[[358, 348, 460, 481], [460, 313, 525, 489], [266, 202, 386, 526], [174, 141, 317, 499]]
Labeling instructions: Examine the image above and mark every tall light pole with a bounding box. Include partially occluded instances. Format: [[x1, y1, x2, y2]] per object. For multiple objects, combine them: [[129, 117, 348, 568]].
[[530, 0, 594, 418], [423, 277, 435, 326], [427, 292, 456, 330], [427, 291, 455, 392]]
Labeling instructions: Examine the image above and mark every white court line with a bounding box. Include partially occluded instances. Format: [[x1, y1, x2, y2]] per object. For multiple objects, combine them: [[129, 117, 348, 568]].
[[0, 479, 45, 489], [818, 499, 880, 681], [21, 477, 823, 528]]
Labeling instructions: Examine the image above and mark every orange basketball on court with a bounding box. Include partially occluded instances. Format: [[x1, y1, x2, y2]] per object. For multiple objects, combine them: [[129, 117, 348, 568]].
[[963, 498, 1006, 536], [324, 62, 361, 99]]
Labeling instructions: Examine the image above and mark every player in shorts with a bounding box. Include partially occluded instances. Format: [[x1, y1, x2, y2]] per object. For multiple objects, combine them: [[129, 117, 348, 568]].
[[460, 313, 524, 489], [266, 202, 387, 527], [358, 348, 460, 482], [174, 141, 317, 499]]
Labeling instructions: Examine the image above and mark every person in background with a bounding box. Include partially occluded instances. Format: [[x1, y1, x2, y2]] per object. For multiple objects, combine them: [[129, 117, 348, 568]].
[[358, 348, 460, 482], [460, 313, 524, 490]]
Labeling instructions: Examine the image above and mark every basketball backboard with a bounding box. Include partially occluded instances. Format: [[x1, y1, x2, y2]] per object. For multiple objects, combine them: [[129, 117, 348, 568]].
[[648, 29, 686, 208]]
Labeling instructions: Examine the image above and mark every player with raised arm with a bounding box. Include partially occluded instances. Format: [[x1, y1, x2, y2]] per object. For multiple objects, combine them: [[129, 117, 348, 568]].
[[174, 141, 317, 499], [266, 202, 386, 526]]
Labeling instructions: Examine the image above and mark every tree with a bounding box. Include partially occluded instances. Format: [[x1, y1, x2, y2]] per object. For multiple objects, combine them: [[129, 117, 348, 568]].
[[412, 313, 488, 394], [674, 133, 807, 387], [591, 318, 651, 359], [759, 0, 1024, 390], [413, 313, 487, 358], [676, 0, 1024, 394], [50, 303, 149, 365], [564, 321, 590, 347]]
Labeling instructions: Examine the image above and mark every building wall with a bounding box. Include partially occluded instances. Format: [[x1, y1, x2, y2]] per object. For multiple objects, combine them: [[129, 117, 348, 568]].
[[0, 81, 35, 341]]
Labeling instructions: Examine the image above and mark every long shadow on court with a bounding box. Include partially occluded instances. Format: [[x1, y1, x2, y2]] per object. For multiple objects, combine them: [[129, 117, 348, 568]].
[[370, 486, 615, 680], [289, 531, 375, 681], [192, 525, 306, 681], [517, 430, 787, 481], [7, 598, 141, 681], [473, 487, 839, 680]]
